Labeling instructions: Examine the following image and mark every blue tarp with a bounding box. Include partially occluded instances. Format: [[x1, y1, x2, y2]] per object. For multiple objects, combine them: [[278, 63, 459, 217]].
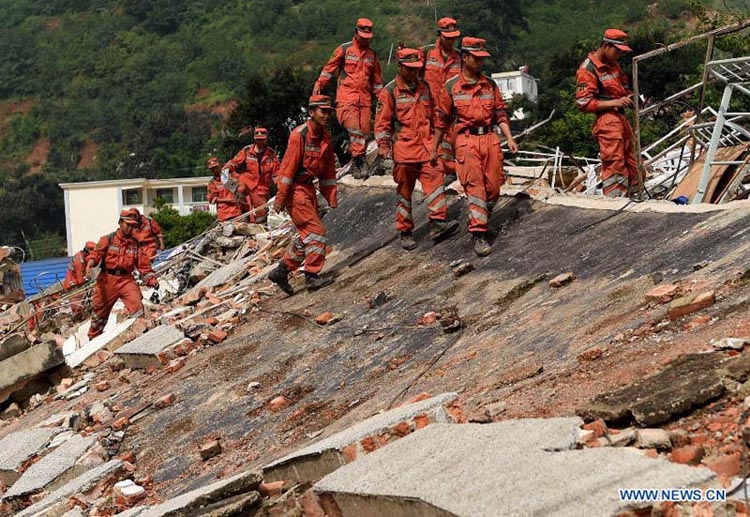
[[19, 256, 70, 297]]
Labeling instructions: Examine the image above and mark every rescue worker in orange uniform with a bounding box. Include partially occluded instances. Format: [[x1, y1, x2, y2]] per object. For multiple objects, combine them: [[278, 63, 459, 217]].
[[268, 95, 338, 294], [85, 209, 157, 339], [575, 29, 638, 198], [313, 18, 383, 179], [375, 47, 459, 250], [423, 17, 461, 182], [132, 208, 165, 273], [63, 241, 96, 289], [435, 37, 518, 257], [223, 127, 280, 223], [207, 156, 243, 222]]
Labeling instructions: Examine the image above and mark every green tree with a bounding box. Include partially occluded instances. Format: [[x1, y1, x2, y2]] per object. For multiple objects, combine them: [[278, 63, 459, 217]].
[[151, 206, 215, 248]]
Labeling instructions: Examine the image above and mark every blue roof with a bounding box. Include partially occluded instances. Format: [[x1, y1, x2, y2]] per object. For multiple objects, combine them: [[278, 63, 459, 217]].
[[20, 256, 71, 297]]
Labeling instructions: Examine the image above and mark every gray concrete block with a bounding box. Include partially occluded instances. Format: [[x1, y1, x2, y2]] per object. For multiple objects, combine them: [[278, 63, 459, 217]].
[[264, 392, 458, 484], [114, 470, 262, 517], [0, 427, 62, 486], [191, 257, 252, 292], [0, 333, 31, 362], [315, 419, 716, 517], [115, 325, 185, 369], [16, 460, 124, 517], [0, 342, 64, 393], [3, 434, 96, 500]]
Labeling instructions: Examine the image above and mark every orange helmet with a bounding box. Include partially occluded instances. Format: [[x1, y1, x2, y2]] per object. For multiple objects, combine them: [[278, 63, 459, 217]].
[[84, 241, 96, 251], [207, 156, 221, 169]]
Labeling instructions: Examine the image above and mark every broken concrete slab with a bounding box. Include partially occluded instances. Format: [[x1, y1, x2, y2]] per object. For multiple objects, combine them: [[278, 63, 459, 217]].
[[0, 427, 62, 486], [65, 317, 135, 368], [115, 325, 185, 369], [15, 460, 125, 517], [579, 352, 730, 426], [113, 470, 262, 517], [0, 342, 64, 396], [264, 392, 459, 484], [191, 257, 252, 292], [3, 434, 96, 500], [0, 333, 30, 362], [314, 419, 715, 517]]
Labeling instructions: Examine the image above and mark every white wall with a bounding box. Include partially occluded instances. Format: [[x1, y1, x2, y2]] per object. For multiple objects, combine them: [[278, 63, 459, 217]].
[[66, 186, 121, 255]]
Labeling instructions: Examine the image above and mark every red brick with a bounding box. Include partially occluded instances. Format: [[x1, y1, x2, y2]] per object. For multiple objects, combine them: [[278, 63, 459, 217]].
[[446, 400, 465, 423], [669, 446, 704, 465], [643, 449, 658, 459], [360, 436, 378, 453], [94, 381, 110, 392], [154, 393, 176, 409], [582, 419, 608, 439], [259, 481, 284, 498], [208, 329, 227, 344], [685, 315, 711, 330], [112, 417, 130, 430], [417, 312, 438, 326], [340, 444, 357, 463], [392, 421, 412, 437], [668, 291, 715, 320], [165, 358, 186, 373], [413, 414, 430, 429], [689, 433, 709, 446], [301, 488, 326, 517], [645, 284, 679, 304], [269, 396, 288, 412], [199, 439, 222, 460], [375, 434, 389, 447], [406, 392, 431, 404], [315, 312, 333, 325], [205, 294, 223, 305], [118, 451, 136, 463], [577, 347, 604, 363], [206, 317, 220, 326], [157, 352, 170, 366], [549, 272, 576, 288], [703, 453, 741, 478]]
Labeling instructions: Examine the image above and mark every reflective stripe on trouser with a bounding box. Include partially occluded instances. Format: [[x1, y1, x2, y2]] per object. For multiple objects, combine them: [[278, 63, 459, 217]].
[[337, 104, 372, 157], [246, 190, 269, 222], [595, 112, 638, 198], [393, 162, 448, 233], [438, 127, 458, 176], [282, 185, 328, 275], [88, 274, 144, 339], [455, 133, 504, 233]]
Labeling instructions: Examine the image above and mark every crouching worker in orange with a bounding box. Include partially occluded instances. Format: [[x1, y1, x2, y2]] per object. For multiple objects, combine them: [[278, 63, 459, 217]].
[[207, 157, 243, 221], [85, 209, 158, 339], [223, 127, 280, 223], [375, 47, 458, 250], [435, 37, 518, 257], [268, 95, 338, 295], [63, 241, 96, 289], [575, 29, 638, 198]]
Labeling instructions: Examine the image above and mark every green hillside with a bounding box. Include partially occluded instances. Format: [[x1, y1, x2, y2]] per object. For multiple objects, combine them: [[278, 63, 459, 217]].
[[0, 0, 745, 254]]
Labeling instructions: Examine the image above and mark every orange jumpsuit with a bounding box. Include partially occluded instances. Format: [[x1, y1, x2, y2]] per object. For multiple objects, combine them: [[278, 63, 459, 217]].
[[133, 216, 163, 272], [224, 145, 280, 221], [63, 251, 87, 289], [575, 52, 638, 197], [207, 177, 242, 221], [87, 231, 146, 339], [423, 40, 461, 176], [275, 120, 338, 275], [314, 38, 383, 158], [375, 76, 447, 233], [436, 73, 509, 233]]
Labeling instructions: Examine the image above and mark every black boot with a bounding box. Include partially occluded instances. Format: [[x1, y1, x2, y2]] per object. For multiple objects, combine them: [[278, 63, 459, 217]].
[[472, 233, 492, 257], [351, 155, 368, 179], [305, 272, 334, 291], [268, 263, 294, 295], [400, 232, 417, 250], [429, 219, 459, 243]]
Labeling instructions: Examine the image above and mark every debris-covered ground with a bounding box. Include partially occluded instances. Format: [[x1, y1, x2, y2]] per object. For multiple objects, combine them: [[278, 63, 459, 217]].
[[6, 181, 750, 515]]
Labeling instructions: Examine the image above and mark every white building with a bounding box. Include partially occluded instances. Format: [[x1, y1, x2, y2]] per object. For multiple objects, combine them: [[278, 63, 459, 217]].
[[59, 177, 214, 256], [491, 68, 538, 102]]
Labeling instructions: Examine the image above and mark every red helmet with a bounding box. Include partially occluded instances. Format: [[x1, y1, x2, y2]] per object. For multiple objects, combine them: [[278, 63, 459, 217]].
[[84, 241, 96, 251]]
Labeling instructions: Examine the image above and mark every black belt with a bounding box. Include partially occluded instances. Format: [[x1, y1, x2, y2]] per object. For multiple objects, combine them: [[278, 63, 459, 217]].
[[294, 176, 315, 185], [464, 126, 492, 136], [104, 268, 129, 276]]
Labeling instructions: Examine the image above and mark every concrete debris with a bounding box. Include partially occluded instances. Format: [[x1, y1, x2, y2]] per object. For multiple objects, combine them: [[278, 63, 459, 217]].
[[263, 392, 460, 485], [3, 433, 96, 500], [0, 427, 62, 486], [64, 317, 135, 369], [549, 272, 576, 288], [115, 325, 185, 369], [114, 479, 147, 504], [0, 333, 30, 362], [712, 337, 749, 350], [645, 284, 680, 304], [637, 429, 673, 450], [314, 420, 714, 517], [199, 439, 223, 461], [668, 290, 715, 320], [0, 341, 64, 403]]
